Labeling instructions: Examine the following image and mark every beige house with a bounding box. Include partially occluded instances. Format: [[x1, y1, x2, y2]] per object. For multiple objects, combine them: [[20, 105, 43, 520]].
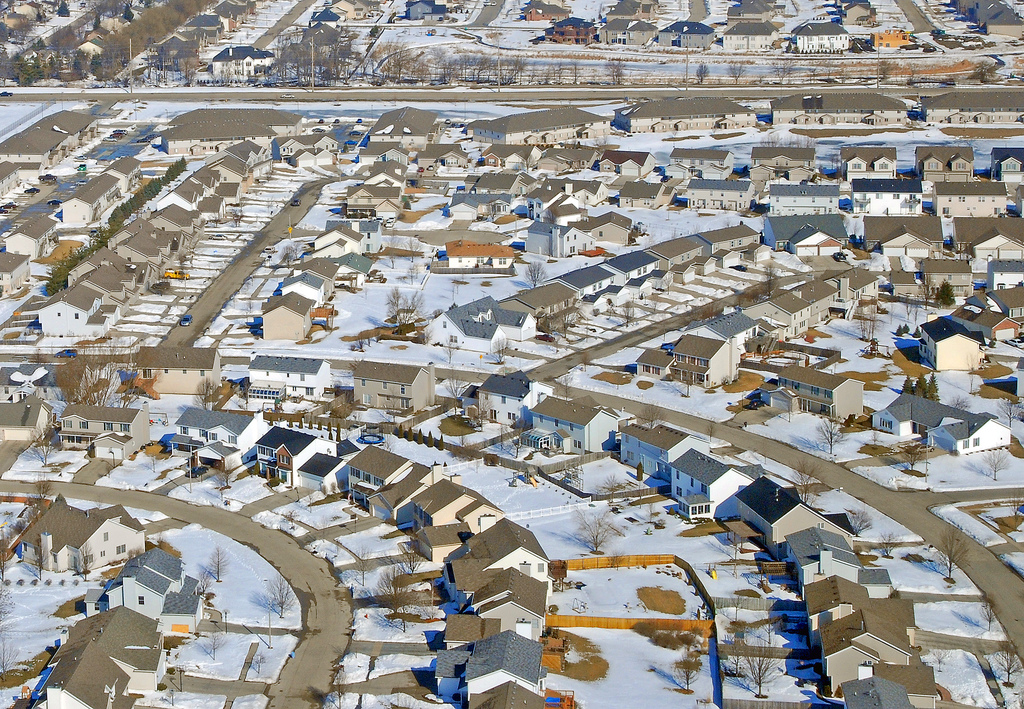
[[865, 216, 943, 258], [59, 404, 150, 454], [138, 346, 221, 396], [0, 398, 52, 440], [770, 366, 864, 420], [954, 217, 1024, 259], [0, 251, 29, 296], [744, 291, 816, 339], [771, 93, 908, 126], [262, 293, 314, 341], [612, 97, 757, 133], [919, 317, 984, 370], [19, 495, 145, 573], [921, 259, 972, 297], [618, 181, 673, 208], [933, 181, 1006, 217], [841, 147, 897, 180], [671, 333, 735, 387], [916, 146, 974, 182], [685, 179, 755, 211], [469, 107, 608, 145], [821, 603, 918, 692], [353, 361, 436, 411], [735, 477, 853, 558], [750, 147, 816, 183]]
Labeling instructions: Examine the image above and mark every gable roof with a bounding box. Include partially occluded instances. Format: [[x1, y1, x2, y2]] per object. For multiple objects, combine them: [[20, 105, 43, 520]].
[[919, 316, 985, 345], [250, 355, 326, 375], [670, 448, 761, 486], [138, 346, 218, 370], [876, 393, 996, 435], [734, 476, 804, 524], [351, 360, 428, 384], [23, 496, 143, 553], [804, 574, 870, 615], [532, 395, 618, 427], [479, 371, 534, 399], [843, 677, 917, 709], [437, 630, 545, 684], [255, 426, 323, 456], [176, 407, 255, 436]]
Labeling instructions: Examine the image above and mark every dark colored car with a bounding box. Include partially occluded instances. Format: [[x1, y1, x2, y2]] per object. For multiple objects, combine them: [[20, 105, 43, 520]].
[[290, 197, 302, 207], [24, 187, 39, 195], [188, 465, 208, 478], [0, 92, 12, 97], [39, 174, 57, 183], [54, 349, 78, 358], [47, 199, 61, 206], [731, 264, 748, 272], [535, 333, 555, 342]]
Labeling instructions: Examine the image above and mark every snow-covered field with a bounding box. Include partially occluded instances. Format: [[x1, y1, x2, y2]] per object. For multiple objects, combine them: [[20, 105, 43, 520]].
[[915, 601, 1006, 641]]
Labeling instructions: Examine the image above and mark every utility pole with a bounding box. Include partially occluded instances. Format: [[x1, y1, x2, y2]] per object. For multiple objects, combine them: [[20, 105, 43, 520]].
[[310, 37, 314, 90]]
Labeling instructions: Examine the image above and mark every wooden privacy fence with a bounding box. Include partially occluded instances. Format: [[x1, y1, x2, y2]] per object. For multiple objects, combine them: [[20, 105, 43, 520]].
[[546, 615, 713, 634]]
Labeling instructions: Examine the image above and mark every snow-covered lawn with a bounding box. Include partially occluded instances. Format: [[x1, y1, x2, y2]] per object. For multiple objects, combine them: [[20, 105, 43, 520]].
[[230, 696, 268, 709], [3, 448, 88, 482], [915, 601, 1006, 640], [167, 475, 272, 512], [136, 692, 226, 709], [550, 565, 705, 619], [269, 494, 355, 530], [247, 634, 298, 682], [336, 524, 407, 560], [338, 653, 371, 684], [922, 649, 996, 708], [96, 453, 186, 492], [353, 606, 444, 643], [173, 633, 255, 680], [367, 653, 434, 680], [160, 524, 301, 628], [868, 545, 979, 596], [932, 504, 1003, 547]]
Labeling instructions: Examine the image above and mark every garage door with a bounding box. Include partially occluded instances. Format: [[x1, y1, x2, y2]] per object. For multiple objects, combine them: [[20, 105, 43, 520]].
[[170, 624, 191, 634]]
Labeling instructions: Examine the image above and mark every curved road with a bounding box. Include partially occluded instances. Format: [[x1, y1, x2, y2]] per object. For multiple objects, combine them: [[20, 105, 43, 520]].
[[575, 388, 1024, 655], [0, 479, 350, 709]]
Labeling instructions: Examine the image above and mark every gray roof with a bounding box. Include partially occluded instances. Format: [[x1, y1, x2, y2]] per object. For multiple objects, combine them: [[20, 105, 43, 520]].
[[989, 259, 1024, 273], [176, 407, 255, 436], [138, 346, 218, 370], [793, 21, 849, 35], [437, 630, 545, 684], [370, 106, 438, 138], [670, 448, 762, 486], [532, 395, 616, 427], [352, 360, 429, 385], [282, 271, 326, 291], [256, 426, 323, 456], [877, 393, 995, 435], [251, 355, 326, 375], [556, 265, 615, 290], [843, 677, 916, 709], [0, 399, 49, 429], [852, 178, 923, 193], [686, 310, 758, 339], [163, 590, 201, 615], [786, 526, 860, 567], [770, 183, 840, 198], [688, 178, 753, 192], [299, 453, 345, 479], [116, 548, 182, 593], [920, 316, 985, 345], [773, 92, 907, 112], [604, 250, 659, 274], [479, 371, 533, 399], [617, 97, 753, 121], [62, 404, 145, 424], [724, 20, 778, 34], [24, 496, 143, 558], [766, 214, 848, 244], [445, 297, 530, 340], [472, 108, 603, 136], [0, 364, 56, 389], [859, 567, 893, 586]]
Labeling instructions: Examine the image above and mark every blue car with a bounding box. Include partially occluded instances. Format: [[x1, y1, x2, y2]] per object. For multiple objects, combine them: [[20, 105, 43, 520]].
[[54, 349, 77, 358], [179, 314, 193, 326]]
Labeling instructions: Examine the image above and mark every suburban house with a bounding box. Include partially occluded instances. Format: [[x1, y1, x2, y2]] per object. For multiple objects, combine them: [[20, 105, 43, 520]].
[[0, 251, 29, 296], [744, 291, 817, 339], [733, 477, 853, 558], [791, 22, 851, 52], [455, 567, 547, 640], [988, 260, 1024, 290], [262, 292, 314, 341], [954, 217, 1024, 259], [916, 146, 974, 182], [352, 361, 435, 411], [599, 18, 657, 44], [619, 422, 711, 483], [470, 107, 607, 145], [666, 148, 734, 180], [524, 395, 627, 453], [769, 183, 840, 215], [766, 366, 864, 420], [573, 212, 634, 245], [923, 90, 1024, 124], [644, 234, 705, 269], [61, 173, 122, 224], [59, 404, 150, 460], [137, 346, 221, 397], [918, 316, 985, 371], [851, 179, 924, 215], [619, 180, 674, 209], [90, 548, 202, 633], [345, 445, 428, 507], [772, 93, 908, 126], [367, 106, 440, 149], [864, 216, 943, 257], [437, 241, 514, 271], [933, 181, 1006, 217], [842, 147, 898, 180], [255, 426, 339, 487], [444, 518, 551, 600], [991, 147, 1024, 184], [0, 398, 52, 440], [463, 371, 553, 425], [612, 97, 757, 133], [18, 495, 145, 574], [722, 21, 778, 51], [670, 333, 736, 387], [685, 179, 755, 211], [921, 259, 972, 298], [6, 213, 59, 258], [171, 407, 269, 469], [436, 631, 545, 702], [750, 147, 816, 183], [872, 393, 1011, 454], [669, 448, 763, 519], [820, 603, 918, 693], [249, 355, 332, 400], [598, 149, 656, 178], [499, 282, 578, 325], [432, 297, 537, 353], [657, 20, 716, 47], [544, 17, 597, 43], [951, 303, 1019, 342], [763, 214, 848, 255]]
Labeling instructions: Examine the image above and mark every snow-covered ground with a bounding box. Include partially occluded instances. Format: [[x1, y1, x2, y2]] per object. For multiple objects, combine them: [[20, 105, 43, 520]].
[[923, 649, 996, 708], [915, 601, 1006, 641], [96, 452, 186, 492]]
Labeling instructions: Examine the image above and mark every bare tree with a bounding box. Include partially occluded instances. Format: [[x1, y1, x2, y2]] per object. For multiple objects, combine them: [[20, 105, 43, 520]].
[[0, 638, 16, 680], [817, 416, 846, 457], [32, 478, 53, 512], [847, 508, 872, 536], [1010, 489, 1024, 528], [982, 597, 998, 631], [195, 569, 213, 596], [695, 63, 709, 84], [203, 631, 225, 660], [399, 543, 423, 575], [621, 298, 638, 327], [984, 449, 1011, 481], [78, 543, 92, 580], [672, 654, 702, 691], [935, 526, 970, 580], [444, 372, 467, 402], [740, 636, 782, 698], [877, 531, 900, 558], [635, 401, 665, 430], [0, 527, 12, 583], [349, 545, 375, 585], [554, 372, 574, 400], [31, 425, 56, 466], [209, 546, 229, 582], [490, 336, 510, 365], [375, 565, 417, 631], [999, 398, 1021, 427], [267, 576, 295, 619], [726, 62, 747, 85], [993, 643, 1022, 686], [573, 508, 623, 553], [793, 459, 819, 504], [902, 442, 927, 473], [524, 260, 547, 289], [194, 378, 219, 410]]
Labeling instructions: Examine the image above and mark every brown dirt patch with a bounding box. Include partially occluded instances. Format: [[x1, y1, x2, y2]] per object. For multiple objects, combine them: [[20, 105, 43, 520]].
[[637, 586, 686, 615], [147, 539, 181, 558], [1010, 437, 1024, 459], [978, 363, 1013, 379], [493, 214, 520, 225], [399, 208, 438, 223], [858, 444, 895, 456], [559, 631, 609, 682], [723, 371, 764, 394], [36, 240, 83, 265], [735, 588, 761, 598], [805, 327, 832, 339], [712, 132, 744, 141], [679, 520, 728, 537], [979, 383, 1017, 401], [593, 371, 631, 385], [941, 127, 1024, 139], [0, 650, 51, 689], [636, 380, 654, 390], [892, 348, 929, 378], [53, 595, 84, 618], [793, 128, 912, 138], [837, 370, 891, 392]]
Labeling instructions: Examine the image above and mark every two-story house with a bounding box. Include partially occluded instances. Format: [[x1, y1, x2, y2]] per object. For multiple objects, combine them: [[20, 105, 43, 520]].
[[767, 365, 864, 420], [916, 146, 974, 182], [619, 422, 710, 483], [255, 426, 338, 487], [352, 361, 435, 411], [669, 448, 763, 519], [137, 346, 221, 397], [171, 408, 269, 468], [91, 548, 202, 633], [463, 371, 553, 425], [60, 404, 150, 460], [248, 355, 332, 401], [524, 395, 627, 453]]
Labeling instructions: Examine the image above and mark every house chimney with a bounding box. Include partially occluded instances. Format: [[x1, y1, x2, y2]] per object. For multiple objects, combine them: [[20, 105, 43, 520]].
[[40, 531, 52, 569], [515, 619, 532, 638], [858, 662, 874, 680], [819, 548, 832, 574], [430, 463, 443, 484]]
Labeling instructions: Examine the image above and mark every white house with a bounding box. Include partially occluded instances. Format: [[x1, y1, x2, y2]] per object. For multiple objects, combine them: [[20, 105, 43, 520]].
[[524, 222, 595, 258], [432, 296, 537, 354], [792, 22, 851, 52], [872, 393, 1011, 454], [210, 45, 274, 80], [620, 423, 711, 484], [464, 371, 552, 425], [436, 632, 546, 703], [92, 548, 203, 634], [852, 179, 924, 215], [248, 355, 332, 400], [524, 395, 627, 453], [770, 183, 840, 215], [37, 283, 118, 338], [988, 260, 1024, 290], [669, 448, 762, 519], [171, 408, 269, 469]]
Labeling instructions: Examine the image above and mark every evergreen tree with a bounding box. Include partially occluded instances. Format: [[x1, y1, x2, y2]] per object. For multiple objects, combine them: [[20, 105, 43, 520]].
[[57, 0, 69, 16], [936, 281, 955, 307], [902, 376, 914, 394], [915, 374, 928, 396], [93, 12, 101, 29], [427, 431, 435, 447], [413, 430, 422, 445], [636, 461, 644, 482], [122, 2, 133, 20], [436, 434, 444, 450], [927, 373, 939, 401]]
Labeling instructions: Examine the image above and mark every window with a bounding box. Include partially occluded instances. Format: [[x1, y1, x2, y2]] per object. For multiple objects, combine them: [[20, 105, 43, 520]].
[[74, 313, 79, 320], [209, 432, 218, 441], [973, 437, 980, 447], [200, 370, 206, 377], [116, 544, 125, 554], [400, 386, 406, 395], [574, 440, 582, 449], [103, 532, 108, 542], [300, 374, 306, 382], [120, 423, 130, 432], [138, 596, 145, 605], [363, 394, 372, 405], [182, 370, 187, 375], [179, 426, 189, 435], [100, 550, 105, 558], [103, 422, 113, 431], [79, 421, 88, 429], [228, 435, 237, 445]]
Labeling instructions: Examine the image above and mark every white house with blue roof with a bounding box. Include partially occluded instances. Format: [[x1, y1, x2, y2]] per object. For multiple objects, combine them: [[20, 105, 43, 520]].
[[669, 448, 761, 519], [171, 407, 269, 468], [431, 297, 537, 353], [464, 371, 552, 425], [249, 355, 332, 400]]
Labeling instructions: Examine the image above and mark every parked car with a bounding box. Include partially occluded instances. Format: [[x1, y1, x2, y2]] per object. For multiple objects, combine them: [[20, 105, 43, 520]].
[[0, 92, 12, 97], [833, 251, 847, 262], [164, 270, 190, 280], [535, 334, 555, 342], [39, 174, 57, 183], [54, 349, 78, 358], [290, 197, 302, 206], [47, 199, 61, 206], [730, 264, 748, 272], [24, 187, 39, 195], [280, 93, 295, 99], [187, 465, 208, 478], [179, 314, 193, 326]]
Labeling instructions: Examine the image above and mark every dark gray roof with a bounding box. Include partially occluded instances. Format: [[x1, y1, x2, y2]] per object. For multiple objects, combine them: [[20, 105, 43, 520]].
[[299, 453, 345, 479], [437, 630, 544, 684], [116, 548, 182, 591], [852, 178, 923, 193], [0, 399, 49, 428], [176, 407, 255, 436], [770, 183, 840, 198], [786, 527, 860, 567], [556, 265, 615, 290], [876, 393, 995, 434], [920, 316, 985, 345], [445, 297, 530, 340], [793, 21, 849, 35], [256, 426, 323, 456], [688, 178, 753, 192], [766, 214, 848, 244], [251, 355, 326, 374], [604, 250, 659, 274], [685, 310, 758, 339], [843, 677, 916, 709], [670, 448, 762, 486], [163, 590, 201, 615], [859, 568, 893, 586], [479, 371, 533, 399], [734, 477, 803, 524]]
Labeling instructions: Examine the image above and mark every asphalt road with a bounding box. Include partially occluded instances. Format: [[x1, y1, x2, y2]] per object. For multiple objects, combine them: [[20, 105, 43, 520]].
[[0, 475, 350, 709], [162, 176, 333, 347]]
